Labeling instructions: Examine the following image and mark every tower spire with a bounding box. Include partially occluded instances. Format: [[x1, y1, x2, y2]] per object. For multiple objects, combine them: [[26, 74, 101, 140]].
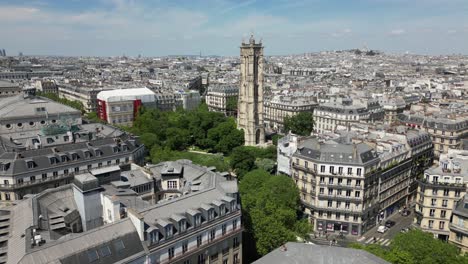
[[238, 35, 265, 145]]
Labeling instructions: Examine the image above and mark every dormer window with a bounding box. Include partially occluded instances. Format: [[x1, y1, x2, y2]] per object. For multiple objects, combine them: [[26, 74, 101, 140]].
[[27, 161, 36, 169], [61, 155, 69, 162], [95, 149, 103, 157], [122, 144, 128, 151], [149, 231, 158, 244], [165, 225, 173, 238], [113, 146, 120, 153], [194, 214, 201, 227], [179, 220, 186, 233], [71, 153, 79, 161], [231, 201, 236, 212], [0, 163, 10, 171], [49, 157, 58, 164], [220, 204, 225, 216], [208, 209, 215, 221], [84, 151, 92, 158]]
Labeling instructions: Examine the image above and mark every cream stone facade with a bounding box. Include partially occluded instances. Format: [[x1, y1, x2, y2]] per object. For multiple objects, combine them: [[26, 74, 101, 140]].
[[237, 35, 265, 146], [449, 195, 468, 254], [414, 150, 467, 241]]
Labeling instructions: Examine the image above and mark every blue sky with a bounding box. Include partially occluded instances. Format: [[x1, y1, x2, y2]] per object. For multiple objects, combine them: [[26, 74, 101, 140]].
[[1, 0, 468, 56]]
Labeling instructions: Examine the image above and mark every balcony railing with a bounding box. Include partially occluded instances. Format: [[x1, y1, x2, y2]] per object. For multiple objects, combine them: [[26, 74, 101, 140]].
[[0, 162, 130, 191], [158, 227, 243, 264], [292, 163, 316, 174]]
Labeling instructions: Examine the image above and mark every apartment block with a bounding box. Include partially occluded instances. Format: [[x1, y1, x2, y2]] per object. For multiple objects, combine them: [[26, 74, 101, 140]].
[[449, 194, 468, 253], [289, 129, 433, 236], [264, 95, 317, 133], [0, 160, 242, 264], [414, 149, 468, 241]]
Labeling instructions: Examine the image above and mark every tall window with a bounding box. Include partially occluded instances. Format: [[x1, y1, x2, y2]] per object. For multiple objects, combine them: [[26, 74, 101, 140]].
[[439, 221, 445, 230], [210, 229, 216, 241], [347, 168, 352, 175], [167, 180, 178, 189], [338, 167, 343, 175], [198, 254, 206, 264], [320, 166, 325, 173], [442, 200, 448, 207], [428, 220, 434, 228], [197, 235, 202, 247], [168, 247, 175, 259], [357, 168, 362, 176]]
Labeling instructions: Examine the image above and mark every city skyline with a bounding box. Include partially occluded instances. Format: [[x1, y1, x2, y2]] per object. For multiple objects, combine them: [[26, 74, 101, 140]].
[[1, 0, 468, 56]]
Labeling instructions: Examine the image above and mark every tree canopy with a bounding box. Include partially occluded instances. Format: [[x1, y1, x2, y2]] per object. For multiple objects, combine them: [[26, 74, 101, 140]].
[[239, 169, 312, 261], [283, 112, 314, 136], [351, 229, 468, 264], [38, 92, 85, 113], [229, 146, 277, 179], [130, 103, 244, 156]]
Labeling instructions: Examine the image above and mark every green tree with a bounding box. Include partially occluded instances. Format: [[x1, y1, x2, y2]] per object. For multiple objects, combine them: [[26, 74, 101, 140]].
[[230, 147, 256, 180], [140, 133, 160, 149], [352, 230, 468, 264], [226, 96, 238, 115], [283, 112, 314, 136], [239, 170, 312, 260], [255, 158, 276, 174]]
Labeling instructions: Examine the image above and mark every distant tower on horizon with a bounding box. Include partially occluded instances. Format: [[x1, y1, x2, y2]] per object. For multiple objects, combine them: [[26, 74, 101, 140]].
[[237, 34, 265, 146]]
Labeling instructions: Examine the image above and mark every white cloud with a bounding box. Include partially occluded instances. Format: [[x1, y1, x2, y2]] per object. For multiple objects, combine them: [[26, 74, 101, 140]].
[[389, 29, 406, 35]]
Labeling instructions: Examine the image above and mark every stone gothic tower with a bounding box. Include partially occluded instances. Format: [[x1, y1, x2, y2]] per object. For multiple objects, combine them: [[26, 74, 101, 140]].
[[237, 35, 265, 145]]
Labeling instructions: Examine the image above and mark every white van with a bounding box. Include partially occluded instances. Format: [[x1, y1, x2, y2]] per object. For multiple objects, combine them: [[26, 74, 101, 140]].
[[377, 225, 388, 233]]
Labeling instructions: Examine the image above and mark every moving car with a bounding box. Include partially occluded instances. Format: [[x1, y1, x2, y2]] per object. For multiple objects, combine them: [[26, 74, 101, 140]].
[[385, 220, 396, 228], [377, 225, 388, 233], [400, 227, 409, 233]]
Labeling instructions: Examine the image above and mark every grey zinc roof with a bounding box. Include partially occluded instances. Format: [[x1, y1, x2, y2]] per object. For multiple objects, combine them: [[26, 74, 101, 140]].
[[0, 95, 80, 120], [0, 80, 19, 88], [253, 242, 390, 264], [120, 170, 152, 187], [453, 194, 468, 219], [295, 137, 379, 165], [19, 219, 143, 264], [138, 160, 235, 227]]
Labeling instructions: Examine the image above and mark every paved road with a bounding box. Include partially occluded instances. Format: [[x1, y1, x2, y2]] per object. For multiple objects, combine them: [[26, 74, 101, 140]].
[[356, 211, 414, 247]]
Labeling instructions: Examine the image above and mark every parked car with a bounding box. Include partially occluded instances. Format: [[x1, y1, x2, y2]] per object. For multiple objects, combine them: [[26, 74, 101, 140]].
[[377, 225, 388, 233], [385, 220, 396, 228]]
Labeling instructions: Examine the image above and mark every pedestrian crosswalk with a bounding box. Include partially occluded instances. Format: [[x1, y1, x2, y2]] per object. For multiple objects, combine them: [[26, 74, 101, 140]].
[[357, 237, 391, 246]]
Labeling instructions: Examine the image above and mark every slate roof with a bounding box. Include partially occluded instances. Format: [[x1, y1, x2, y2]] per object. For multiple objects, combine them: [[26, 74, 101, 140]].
[[0, 95, 80, 121], [294, 137, 379, 165], [253, 242, 390, 264]]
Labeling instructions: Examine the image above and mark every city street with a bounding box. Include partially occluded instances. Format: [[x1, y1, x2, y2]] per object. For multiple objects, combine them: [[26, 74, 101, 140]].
[[356, 211, 414, 247]]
